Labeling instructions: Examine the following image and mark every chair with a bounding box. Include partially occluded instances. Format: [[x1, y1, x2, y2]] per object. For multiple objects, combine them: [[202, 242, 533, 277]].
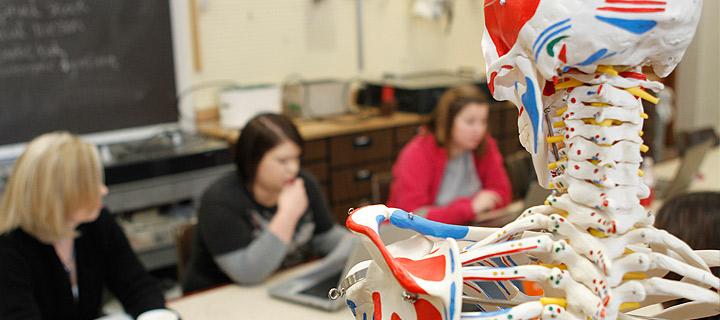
[[657, 138, 714, 200], [503, 151, 534, 201], [175, 221, 196, 282], [675, 127, 719, 157], [371, 172, 394, 204]]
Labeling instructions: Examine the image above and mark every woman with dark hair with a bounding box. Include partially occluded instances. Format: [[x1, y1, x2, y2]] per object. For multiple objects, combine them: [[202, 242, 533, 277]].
[[182, 113, 347, 292], [655, 191, 720, 315], [387, 85, 512, 225], [656, 192, 720, 254]]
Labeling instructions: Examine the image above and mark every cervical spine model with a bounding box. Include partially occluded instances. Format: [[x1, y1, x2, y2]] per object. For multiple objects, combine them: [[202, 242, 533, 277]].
[[338, 1, 719, 319]]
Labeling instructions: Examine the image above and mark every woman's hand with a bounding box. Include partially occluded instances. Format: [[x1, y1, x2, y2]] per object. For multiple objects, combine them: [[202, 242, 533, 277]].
[[270, 178, 309, 244], [471, 190, 501, 215], [136, 309, 181, 320], [277, 178, 308, 220]]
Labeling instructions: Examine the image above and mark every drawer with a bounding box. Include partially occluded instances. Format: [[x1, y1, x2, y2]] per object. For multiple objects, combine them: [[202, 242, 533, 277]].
[[303, 139, 327, 162], [330, 161, 392, 203], [330, 129, 393, 167], [395, 125, 419, 148], [303, 162, 328, 183]]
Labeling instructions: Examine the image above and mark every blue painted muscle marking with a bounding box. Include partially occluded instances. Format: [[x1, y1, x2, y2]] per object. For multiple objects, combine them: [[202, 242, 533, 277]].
[[510, 279, 523, 291], [534, 24, 572, 61], [389, 209, 469, 239], [578, 48, 608, 66], [375, 214, 385, 225], [462, 308, 511, 318], [490, 258, 524, 294], [450, 282, 457, 320], [532, 18, 571, 52], [491, 257, 507, 267], [450, 248, 455, 273], [475, 280, 506, 300], [602, 51, 617, 60], [520, 77, 541, 154], [496, 279, 512, 296], [347, 300, 358, 317], [595, 16, 657, 34]]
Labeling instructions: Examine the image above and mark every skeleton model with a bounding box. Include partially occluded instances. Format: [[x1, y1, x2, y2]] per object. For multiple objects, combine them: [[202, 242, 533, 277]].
[[332, 0, 719, 319]]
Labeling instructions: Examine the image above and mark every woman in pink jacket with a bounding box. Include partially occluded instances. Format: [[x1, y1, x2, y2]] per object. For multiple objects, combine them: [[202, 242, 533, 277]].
[[387, 85, 512, 225]]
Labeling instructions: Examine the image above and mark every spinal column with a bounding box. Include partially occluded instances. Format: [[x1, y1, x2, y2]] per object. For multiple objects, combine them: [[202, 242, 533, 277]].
[[542, 67, 660, 238]]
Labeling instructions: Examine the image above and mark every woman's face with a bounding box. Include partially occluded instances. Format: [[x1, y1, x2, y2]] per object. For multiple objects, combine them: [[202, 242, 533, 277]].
[[255, 140, 302, 192], [68, 184, 108, 226], [450, 102, 489, 152]]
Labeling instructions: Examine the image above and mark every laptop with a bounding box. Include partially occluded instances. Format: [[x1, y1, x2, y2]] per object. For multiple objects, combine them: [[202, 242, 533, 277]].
[[268, 224, 414, 311], [656, 139, 713, 200]]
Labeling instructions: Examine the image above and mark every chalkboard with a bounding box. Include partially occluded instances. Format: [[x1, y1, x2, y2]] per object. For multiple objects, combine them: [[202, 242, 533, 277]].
[[0, 0, 177, 145]]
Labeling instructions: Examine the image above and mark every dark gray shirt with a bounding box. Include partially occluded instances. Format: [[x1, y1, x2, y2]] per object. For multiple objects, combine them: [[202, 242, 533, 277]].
[[182, 170, 344, 293]]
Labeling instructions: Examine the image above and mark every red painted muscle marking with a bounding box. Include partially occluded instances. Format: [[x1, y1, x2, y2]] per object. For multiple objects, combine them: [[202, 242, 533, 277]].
[[559, 43, 567, 63], [465, 276, 525, 281], [606, 0, 666, 4], [462, 246, 539, 265], [597, 6, 665, 12], [395, 255, 446, 282], [415, 299, 442, 320], [346, 216, 428, 295], [373, 292, 382, 320], [484, 0, 541, 57], [619, 71, 647, 80]]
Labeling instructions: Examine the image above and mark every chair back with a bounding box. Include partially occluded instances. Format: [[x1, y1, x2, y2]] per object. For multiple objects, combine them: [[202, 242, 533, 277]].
[[503, 151, 534, 201], [662, 139, 714, 200], [175, 222, 196, 281], [371, 172, 394, 204]]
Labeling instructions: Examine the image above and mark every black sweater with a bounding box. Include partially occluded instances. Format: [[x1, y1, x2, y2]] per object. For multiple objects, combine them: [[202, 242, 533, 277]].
[[182, 170, 336, 293], [0, 210, 165, 320]]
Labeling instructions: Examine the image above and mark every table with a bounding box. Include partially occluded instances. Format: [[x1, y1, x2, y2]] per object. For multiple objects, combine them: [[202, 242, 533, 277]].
[[196, 109, 427, 143], [168, 262, 350, 320], [168, 149, 719, 320]]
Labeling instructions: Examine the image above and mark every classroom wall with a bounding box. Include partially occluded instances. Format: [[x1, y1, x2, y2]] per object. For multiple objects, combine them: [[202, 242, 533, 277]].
[[183, 0, 487, 112], [178, 0, 719, 133], [675, 0, 720, 132]]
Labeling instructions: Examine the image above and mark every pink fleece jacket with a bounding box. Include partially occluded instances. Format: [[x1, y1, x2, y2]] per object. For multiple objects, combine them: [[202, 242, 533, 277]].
[[387, 134, 512, 225]]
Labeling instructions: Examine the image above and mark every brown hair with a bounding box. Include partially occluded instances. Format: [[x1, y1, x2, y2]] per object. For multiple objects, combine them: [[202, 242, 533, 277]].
[[426, 85, 490, 154], [656, 192, 720, 251], [234, 113, 304, 184], [655, 191, 719, 312], [0, 132, 103, 243]]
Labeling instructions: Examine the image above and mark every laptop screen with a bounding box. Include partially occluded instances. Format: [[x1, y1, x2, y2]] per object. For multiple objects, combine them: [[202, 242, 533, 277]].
[[298, 270, 343, 299]]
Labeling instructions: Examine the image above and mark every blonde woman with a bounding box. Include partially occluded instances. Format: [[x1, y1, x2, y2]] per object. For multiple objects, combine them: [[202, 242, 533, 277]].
[[0, 132, 172, 320]]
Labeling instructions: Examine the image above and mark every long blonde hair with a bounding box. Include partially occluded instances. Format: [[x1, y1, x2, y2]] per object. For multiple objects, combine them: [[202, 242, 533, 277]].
[[0, 132, 103, 243]]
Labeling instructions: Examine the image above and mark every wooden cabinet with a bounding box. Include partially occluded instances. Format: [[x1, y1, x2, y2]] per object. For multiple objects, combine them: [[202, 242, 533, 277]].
[[302, 125, 420, 222], [197, 110, 427, 222], [329, 129, 393, 167], [330, 161, 393, 203], [197, 106, 536, 220]]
